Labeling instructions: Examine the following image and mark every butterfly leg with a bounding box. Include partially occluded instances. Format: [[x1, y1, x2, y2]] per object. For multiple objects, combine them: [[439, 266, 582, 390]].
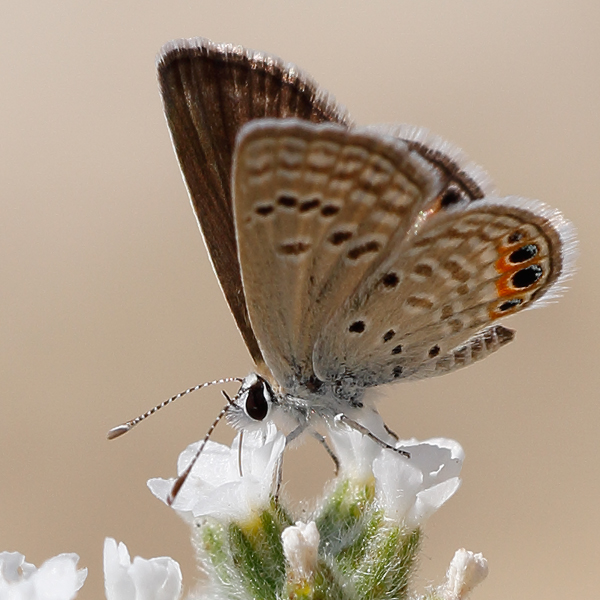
[[336, 414, 410, 458], [273, 423, 308, 499], [383, 423, 399, 441], [311, 431, 340, 475]]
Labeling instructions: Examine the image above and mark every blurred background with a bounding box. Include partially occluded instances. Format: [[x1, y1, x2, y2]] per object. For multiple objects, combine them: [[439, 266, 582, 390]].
[[1, 1, 597, 598]]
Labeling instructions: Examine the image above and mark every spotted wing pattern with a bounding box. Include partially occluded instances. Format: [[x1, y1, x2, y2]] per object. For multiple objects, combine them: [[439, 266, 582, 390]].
[[158, 38, 351, 366], [232, 119, 445, 393], [233, 119, 576, 397], [314, 195, 575, 388]]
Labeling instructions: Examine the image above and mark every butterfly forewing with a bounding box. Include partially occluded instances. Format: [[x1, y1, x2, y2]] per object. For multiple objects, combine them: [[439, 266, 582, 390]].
[[232, 119, 445, 392], [158, 38, 351, 366]]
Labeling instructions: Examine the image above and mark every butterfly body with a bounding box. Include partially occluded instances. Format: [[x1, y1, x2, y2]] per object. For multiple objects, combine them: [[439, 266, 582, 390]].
[[157, 38, 576, 439]]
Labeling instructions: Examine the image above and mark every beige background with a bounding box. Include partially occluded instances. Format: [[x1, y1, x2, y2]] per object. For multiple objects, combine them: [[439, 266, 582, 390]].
[[1, 1, 598, 599]]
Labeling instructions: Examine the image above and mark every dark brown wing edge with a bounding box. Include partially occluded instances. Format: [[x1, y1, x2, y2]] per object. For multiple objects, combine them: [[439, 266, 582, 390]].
[[157, 37, 352, 366]]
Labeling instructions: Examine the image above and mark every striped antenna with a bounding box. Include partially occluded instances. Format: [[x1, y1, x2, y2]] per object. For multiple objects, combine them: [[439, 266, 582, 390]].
[[167, 390, 236, 505], [107, 377, 243, 440]]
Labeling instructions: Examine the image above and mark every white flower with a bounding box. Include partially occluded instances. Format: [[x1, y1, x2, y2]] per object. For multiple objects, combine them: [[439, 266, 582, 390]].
[[281, 521, 320, 580], [328, 425, 464, 528], [374, 436, 463, 528], [441, 548, 489, 600], [147, 425, 286, 524], [327, 418, 385, 482], [0, 551, 86, 600], [103, 538, 182, 600]]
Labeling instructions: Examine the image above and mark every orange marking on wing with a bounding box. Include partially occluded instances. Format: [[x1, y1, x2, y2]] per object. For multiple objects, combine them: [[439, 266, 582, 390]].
[[495, 271, 518, 298], [490, 242, 522, 318]]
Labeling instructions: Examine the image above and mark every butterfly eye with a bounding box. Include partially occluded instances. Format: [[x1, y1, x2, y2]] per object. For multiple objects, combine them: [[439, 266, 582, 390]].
[[244, 381, 270, 421]]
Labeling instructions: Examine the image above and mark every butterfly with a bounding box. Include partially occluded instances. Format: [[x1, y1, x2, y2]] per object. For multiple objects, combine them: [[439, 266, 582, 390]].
[[115, 37, 576, 463]]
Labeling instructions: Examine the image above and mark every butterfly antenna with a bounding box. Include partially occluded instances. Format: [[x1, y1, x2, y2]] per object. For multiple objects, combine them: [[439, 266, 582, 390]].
[[167, 389, 236, 505], [107, 377, 243, 440]]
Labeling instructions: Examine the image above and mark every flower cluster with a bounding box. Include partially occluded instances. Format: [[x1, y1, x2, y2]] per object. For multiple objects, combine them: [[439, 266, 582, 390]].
[[144, 419, 477, 600], [0, 419, 488, 600]]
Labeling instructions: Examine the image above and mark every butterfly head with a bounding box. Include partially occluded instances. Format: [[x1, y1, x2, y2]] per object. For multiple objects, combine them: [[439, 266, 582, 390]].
[[226, 372, 323, 438], [226, 373, 278, 431]]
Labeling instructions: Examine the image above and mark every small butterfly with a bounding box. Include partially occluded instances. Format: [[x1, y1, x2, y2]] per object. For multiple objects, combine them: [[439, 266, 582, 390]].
[[111, 37, 576, 480]]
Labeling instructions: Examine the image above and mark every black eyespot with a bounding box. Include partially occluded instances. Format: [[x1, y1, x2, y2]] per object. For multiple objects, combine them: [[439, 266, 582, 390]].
[[508, 231, 524, 244], [278, 195, 297, 208], [382, 272, 399, 288], [391, 344, 403, 355], [509, 244, 538, 264], [392, 365, 404, 378], [440, 188, 463, 208], [512, 265, 543, 288], [245, 381, 269, 421], [498, 299, 522, 311], [349, 320, 366, 333], [383, 329, 396, 342], [428, 345, 441, 358]]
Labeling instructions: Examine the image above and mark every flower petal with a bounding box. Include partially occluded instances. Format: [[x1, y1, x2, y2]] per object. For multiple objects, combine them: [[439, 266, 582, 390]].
[[103, 538, 182, 600], [326, 421, 464, 529], [282, 521, 319, 579], [0, 551, 87, 600], [148, 425, 286, 524], [442, 548, 489, 600]]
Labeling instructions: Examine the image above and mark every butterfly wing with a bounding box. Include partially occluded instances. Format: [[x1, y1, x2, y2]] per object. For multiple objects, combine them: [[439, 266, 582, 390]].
[[158, 38, 351, 366], [232, 118, 575, 396], [314, 161, 577, 388], [232, 119, 447, 392]]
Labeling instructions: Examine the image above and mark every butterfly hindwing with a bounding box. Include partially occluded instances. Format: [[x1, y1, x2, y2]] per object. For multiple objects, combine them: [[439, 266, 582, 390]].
[[158, 38, 350, 366], [314, 189, 575, 386]]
